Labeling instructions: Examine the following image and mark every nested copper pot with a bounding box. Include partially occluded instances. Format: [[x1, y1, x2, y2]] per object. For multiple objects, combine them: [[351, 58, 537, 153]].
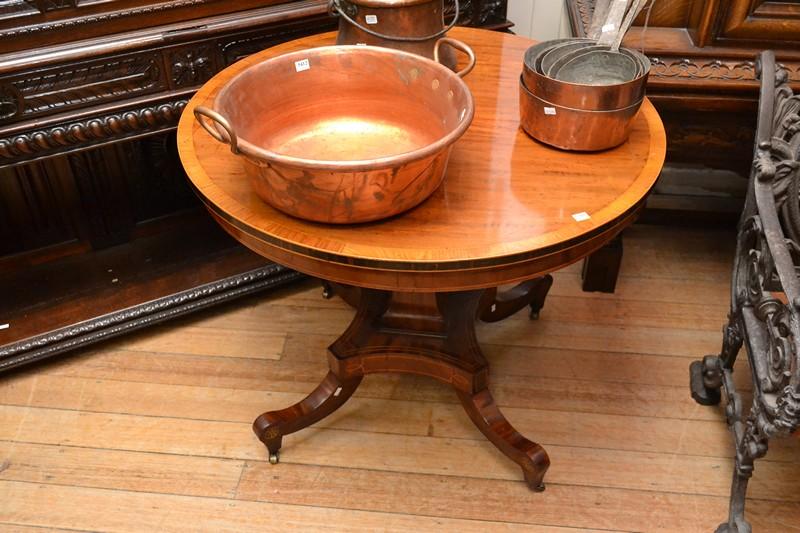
[[518, 38, 650, 151], [521, 39, 650, 111], [519, 77, 642, 152], [330, 0, 464, 71]]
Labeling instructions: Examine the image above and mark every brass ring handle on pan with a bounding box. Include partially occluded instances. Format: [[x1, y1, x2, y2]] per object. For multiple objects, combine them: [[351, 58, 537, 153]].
[[194, 106, 239, 154], [434, 38, 476, 78], [329, 0, 459, 42]]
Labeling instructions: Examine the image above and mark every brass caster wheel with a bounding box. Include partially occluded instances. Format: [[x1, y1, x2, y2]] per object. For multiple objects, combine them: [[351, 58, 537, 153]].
[[269, 452, 280, 465], [321, 282, 334, 299]]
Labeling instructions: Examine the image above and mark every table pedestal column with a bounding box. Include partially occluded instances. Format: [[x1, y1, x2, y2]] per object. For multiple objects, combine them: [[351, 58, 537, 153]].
[[253, 280, 552, 491]]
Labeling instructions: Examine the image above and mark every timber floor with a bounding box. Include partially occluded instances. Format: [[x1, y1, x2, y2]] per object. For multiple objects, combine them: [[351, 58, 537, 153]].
[[1, 224, 799, 532]]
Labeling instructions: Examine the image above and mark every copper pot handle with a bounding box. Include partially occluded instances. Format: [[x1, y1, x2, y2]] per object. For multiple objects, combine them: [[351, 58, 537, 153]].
[[434, 38, 476, 78], [329, 0, 460, 42], [194, 106, 239, 154]]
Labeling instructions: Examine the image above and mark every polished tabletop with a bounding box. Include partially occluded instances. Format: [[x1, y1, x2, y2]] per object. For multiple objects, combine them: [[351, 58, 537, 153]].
[[178, 27, 666, 291]]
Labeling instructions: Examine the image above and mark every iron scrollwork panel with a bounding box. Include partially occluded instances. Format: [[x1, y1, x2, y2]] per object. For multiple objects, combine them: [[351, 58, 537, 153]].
[[690, 51, 800, 533]]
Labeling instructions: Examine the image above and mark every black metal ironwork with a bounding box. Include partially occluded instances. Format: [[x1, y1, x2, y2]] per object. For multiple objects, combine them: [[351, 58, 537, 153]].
[[689, 51, 800, 533]]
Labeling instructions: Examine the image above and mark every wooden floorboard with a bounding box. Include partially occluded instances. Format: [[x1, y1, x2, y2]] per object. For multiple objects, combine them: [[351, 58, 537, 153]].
[[2, 224, 800, 532]]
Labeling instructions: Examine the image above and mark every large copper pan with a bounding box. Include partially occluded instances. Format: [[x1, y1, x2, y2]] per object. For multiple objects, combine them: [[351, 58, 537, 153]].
[[194, 44, 475, 224]]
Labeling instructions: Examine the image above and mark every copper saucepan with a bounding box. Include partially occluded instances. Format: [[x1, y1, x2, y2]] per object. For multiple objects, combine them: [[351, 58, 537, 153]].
[[194, 43, 475, 224], [522, 38, 649, 111], [330, 0, 462, 70], [518, 76, 642, 152]]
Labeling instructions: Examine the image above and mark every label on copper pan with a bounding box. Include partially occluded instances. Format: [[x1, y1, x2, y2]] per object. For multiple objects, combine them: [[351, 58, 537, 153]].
[[365, 14, 378, 24], [544, 107, 557, 116], [572, 212, 591, 222], [294, 59, 310, 72]]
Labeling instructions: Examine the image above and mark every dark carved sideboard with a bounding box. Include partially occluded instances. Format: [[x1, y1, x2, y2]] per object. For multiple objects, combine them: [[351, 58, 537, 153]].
[[567, 0, 800, 219], [0, 0, 510, 372]]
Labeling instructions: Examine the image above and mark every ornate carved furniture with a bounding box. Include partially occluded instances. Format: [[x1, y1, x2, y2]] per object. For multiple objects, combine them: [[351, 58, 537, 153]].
[[0, 1, 510, 372], [567, 0, 800, 217], [178, 28, 666, 490], [690, 51, 800, 533]]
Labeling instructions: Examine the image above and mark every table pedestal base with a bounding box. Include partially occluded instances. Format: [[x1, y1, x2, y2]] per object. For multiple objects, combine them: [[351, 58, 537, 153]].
[[253, 279, 552, 491]]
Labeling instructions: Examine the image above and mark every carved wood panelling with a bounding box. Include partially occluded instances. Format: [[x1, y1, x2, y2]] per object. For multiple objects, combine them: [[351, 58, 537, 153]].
[[0, 11, 338, 162], [0, 0, 509, 140], [0, 84, 22, 121], [718, 0, 800, 42], [753, 0, 800, 17], [0, 0, 302, 52], [0, 99, 187, 163], [169, 45, 216, 88], [25, 0, 77, 13], [2, 0, 210, 39], [0, 52, 166, 125], [649, 57, 800, 84], [0, 2, 37, 21], [0, 0, 508, 161]]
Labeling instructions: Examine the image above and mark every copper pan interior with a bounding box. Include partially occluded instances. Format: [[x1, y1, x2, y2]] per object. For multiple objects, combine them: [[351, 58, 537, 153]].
[[553, 49, 640, 85], [213, 46, 473, 165], [524, 38, 588, 74], [540, 41, 598, 78], [545, 44, 607, 79]]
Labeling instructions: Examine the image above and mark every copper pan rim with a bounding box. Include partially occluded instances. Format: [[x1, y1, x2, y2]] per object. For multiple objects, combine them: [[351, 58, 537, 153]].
[[523, 54, 651, 90], [522, 39, 651, 89], [519, 76, 644, 113], [523, 38, 589, 79], [212, 45, 475, 172]]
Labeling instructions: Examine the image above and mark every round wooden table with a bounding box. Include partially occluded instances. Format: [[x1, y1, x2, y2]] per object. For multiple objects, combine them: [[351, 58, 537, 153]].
[[177, 27, 666, 491]]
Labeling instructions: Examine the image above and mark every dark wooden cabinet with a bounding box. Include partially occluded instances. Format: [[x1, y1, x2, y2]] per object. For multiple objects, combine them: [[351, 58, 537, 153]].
[[0, 0, 302, 53], [710, 1, 800, 44], [568, 0, 800, 219], [0, 0, 510, 372]]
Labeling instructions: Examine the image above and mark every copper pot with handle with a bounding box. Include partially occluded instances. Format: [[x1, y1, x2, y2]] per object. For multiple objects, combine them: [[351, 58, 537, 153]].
[[330, 0, 468, 71], [192, 45, 475, 224]]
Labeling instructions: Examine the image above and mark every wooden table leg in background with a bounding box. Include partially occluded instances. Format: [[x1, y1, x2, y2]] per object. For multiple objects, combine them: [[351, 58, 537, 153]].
[[253, 282, 552, 491], [479, 275, 554, 321], [581, 233, 623, 293]]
